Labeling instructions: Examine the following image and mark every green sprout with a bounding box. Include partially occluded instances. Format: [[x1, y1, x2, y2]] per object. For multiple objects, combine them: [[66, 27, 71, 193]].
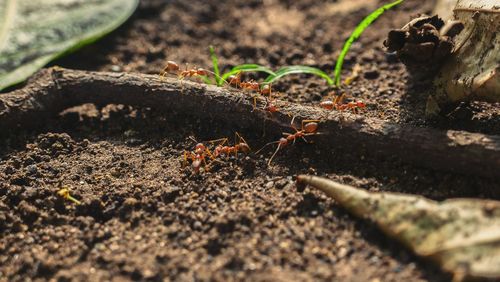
[[265, 66, 333, 85], [208, 0, 404, 90], [208, 47, 331, 87], [333, 0, 405, 86], [209, 46, 222, 86], [57, 187, 81, 205], [221, 64, 276, 82], [208, 47, 275, 87]]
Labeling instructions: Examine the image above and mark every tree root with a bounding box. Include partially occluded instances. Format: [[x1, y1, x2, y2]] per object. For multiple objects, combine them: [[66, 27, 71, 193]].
[[1, 67, 499, 178]]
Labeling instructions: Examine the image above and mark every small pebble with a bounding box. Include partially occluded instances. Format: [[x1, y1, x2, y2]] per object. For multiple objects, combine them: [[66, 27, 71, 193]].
[[265, 181, 274, 189]]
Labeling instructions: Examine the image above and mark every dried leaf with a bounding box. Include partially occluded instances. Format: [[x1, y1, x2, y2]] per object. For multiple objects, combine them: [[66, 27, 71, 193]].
[[297, 175, 500, 281]]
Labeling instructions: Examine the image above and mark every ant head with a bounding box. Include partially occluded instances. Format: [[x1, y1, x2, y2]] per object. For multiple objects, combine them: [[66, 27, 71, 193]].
[[214, 145, 222, 155], [267, 104, 278, 113], [320, 101, 334, 110], [166, 61, 180, 72], [261, 84, 271, 94], [356, 101, 366, 108], [239, 143, 251, 153], [228, 75, 240, 85], [197, 68, 208, 76], [195, 143, 205, 153], [304, 122, 318, 133]]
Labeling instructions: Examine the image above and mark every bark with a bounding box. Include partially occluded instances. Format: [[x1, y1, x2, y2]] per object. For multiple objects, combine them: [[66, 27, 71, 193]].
[[433, 0, 500, 107], [386, 0, 499, 116], [1, 67, 499, 178], [297, 175, 500, 281]]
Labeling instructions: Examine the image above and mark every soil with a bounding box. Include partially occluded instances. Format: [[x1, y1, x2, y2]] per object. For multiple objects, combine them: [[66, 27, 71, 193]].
[[1, 0, 499, 281]]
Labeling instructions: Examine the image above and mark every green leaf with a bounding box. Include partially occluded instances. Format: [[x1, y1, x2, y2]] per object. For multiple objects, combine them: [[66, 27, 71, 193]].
[[209, 46, 221, 86], [333, 0, 404, 86], [221, 64, 276, 82], [0, 0, 139, 91], [264, 66, 333, 85], [197, 75, 214, 85]]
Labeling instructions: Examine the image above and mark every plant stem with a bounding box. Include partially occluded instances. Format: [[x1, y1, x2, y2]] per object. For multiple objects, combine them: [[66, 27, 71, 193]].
[[333, 0, 404, 86]]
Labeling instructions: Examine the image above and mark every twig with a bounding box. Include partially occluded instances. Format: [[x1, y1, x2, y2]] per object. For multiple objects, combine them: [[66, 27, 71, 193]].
[[1, 67, 499, 178]]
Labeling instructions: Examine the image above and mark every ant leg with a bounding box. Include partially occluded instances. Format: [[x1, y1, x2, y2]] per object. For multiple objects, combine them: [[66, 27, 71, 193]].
[[202, 157, 210, 172], [268, 143, 282, 166], [159, 68, 167, 81], [255, 140, 280, 155], [302, 132, 321, 143], [289, 116, 300, 133], [208, 138, 228, 146], [205, 148, 216, 161], [301, 136, 311, 143], [178, 76, 186, 93], [188, 136, 199, 144], [252, 96, 258, 112], [233, 132, 239, 159], [183, 151, 193, 167], [338, 93, 346, 105], [236, 132, 251, 151]]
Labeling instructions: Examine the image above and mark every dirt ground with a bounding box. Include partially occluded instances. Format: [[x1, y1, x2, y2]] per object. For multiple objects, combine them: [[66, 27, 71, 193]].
[[1, 0, 499, 281]]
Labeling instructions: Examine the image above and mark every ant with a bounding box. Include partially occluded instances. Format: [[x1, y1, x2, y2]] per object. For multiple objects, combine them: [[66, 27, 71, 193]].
[[258, 117, 320, 166], [183, 137, 216, 174], [179, 68, 209, 79], [229, 71, 270, 96], [159, 60, 210, 81], [226, 71, 277, 112], [337, 100, 366, 113], [228, 72, 242, 88], [320, 93, 366, 114], [160, 61, 180, 79], [264, 98, 279, 113], [212, 132, 251, 158], [240, 80, 261, 92]]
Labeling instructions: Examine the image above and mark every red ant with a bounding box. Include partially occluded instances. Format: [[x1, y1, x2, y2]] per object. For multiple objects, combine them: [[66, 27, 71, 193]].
[[159, 60, 210, 81], [183, 137, 215, 174], [239, 78, 275, 111], [231, 71, 271, 97], [240, 80, 261, 92], [179, 68, 209, 79], [320, 93, 366, 113], [228, 72, 242, 88], [212, 133, 251, 158], [258, 117, 320, 166], [226, 72, 277, 113], [337, 101, 366, 113], [264, 99, 279, 113], [160, 61, 180, 79]]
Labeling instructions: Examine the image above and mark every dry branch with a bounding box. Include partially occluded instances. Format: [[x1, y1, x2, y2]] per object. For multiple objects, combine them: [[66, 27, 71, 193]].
[[1, 67, 499, 178]]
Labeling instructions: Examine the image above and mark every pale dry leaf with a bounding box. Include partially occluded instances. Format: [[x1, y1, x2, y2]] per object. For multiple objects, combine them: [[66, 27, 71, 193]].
[[297, 175, 500, 281]]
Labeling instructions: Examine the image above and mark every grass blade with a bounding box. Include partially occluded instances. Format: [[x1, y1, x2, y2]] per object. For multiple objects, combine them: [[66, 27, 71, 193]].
[[221, 64, 276, 81], [197, 75, 213, 85], [209, 46, 221, 86], [333, 0, 404, 86], [265, 66, 334, 85]]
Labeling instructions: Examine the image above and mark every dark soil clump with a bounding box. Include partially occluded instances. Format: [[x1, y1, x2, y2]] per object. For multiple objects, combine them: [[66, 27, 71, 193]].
[[1, 0, 498, 281]]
